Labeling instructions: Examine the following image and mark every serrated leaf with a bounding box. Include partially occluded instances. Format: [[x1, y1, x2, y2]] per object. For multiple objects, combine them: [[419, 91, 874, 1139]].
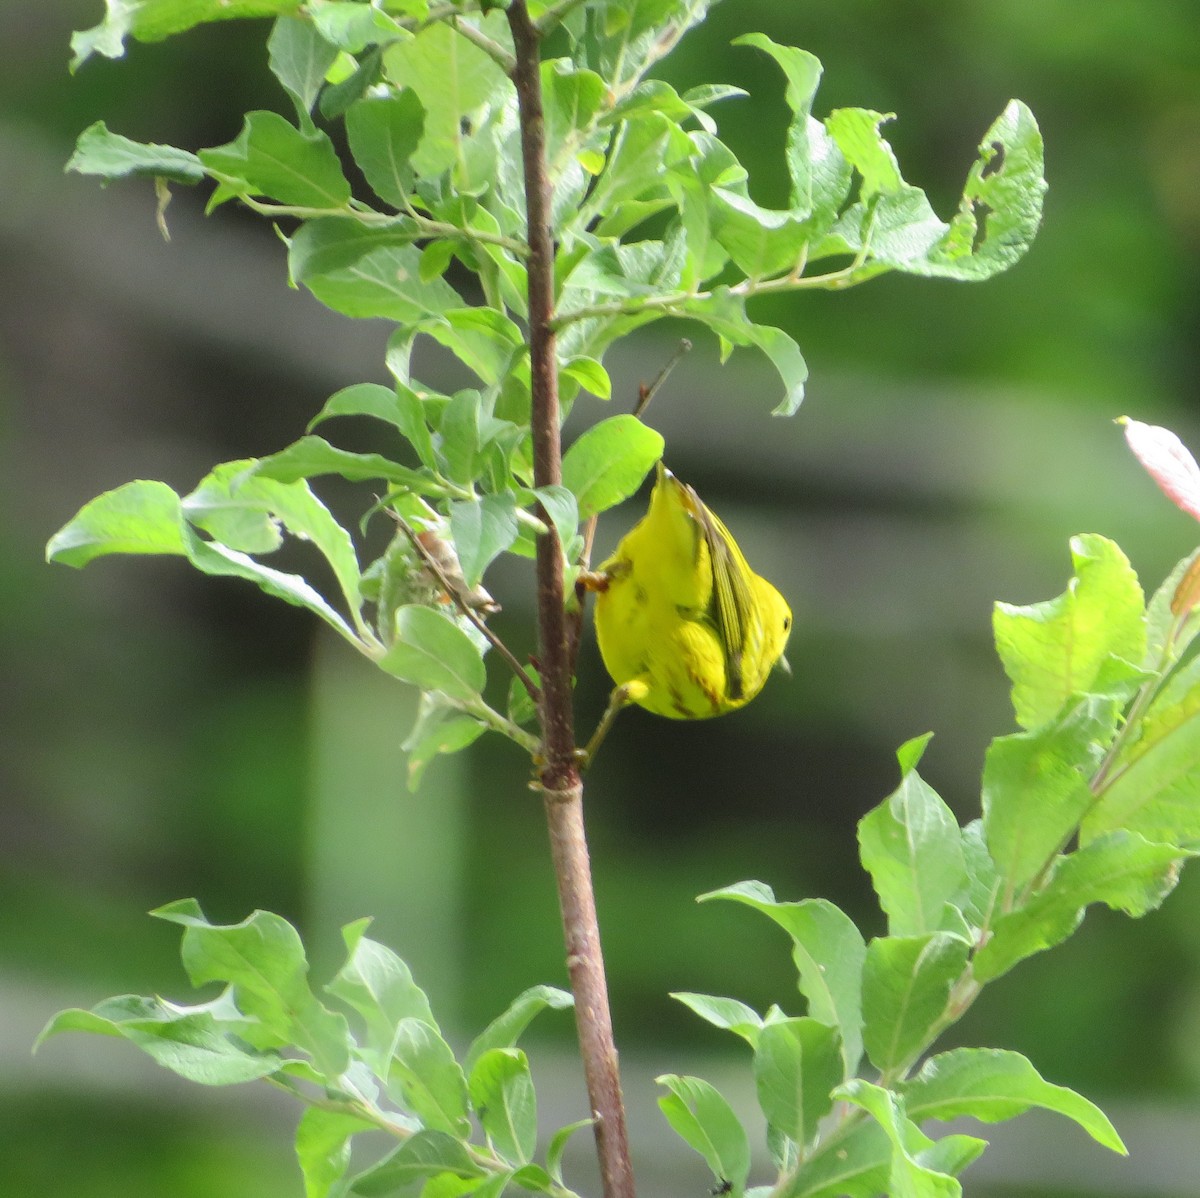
[[67, 120, 204, 184], [858, 754, 967, 937], [349, 1129, 481, 1196], [469, 1048, 537, 1165], [657, 1074, 751, 1193], [382, 20, 512, 176], [268, 15, 340, 123], [754, 1018, 842, 1149], [46, 480, 189, 565], [327, 919, 439, 1064], [700, 881, 865, 1077], [903, 1047, 1124, 1153], [449, 495, 519, 587], [546, 1118, 593, 1185], [837, 1080, 968, 1198], [289, 217, 460, 322], [381, 605, 487, 701], [386, 1017, 471, 1136], [919, 100, 1046, 281], [346, 90, 426, 209], [862, 933, 969, 1074], [199, 110, 350, 208], [777, 1118, 891, 1198], [982, 697, 1113, 899], [975, 830, 1191, 981], [671, 992, 763, 1046], [465, 985, 574, 1073], [994, 534, 1146, 730], [151, 900, 351, 1078], [71, 0, 305, 71], [402, 692, 488, 790], [561, 415, 663, 519], [679, 291, 807, 415], [310, 1, 402, 52], [1084, 652, 1200, 847], [296, 1106, 376, 1198], [36, 992, 281, 1086]]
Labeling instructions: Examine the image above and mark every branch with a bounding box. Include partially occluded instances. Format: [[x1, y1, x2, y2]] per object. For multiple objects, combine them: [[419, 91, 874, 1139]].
[[507, 4, 637, 1198], [392, 513, 541, 706]]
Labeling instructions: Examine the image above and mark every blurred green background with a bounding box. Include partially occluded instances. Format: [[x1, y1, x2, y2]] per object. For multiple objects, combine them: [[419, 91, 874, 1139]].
[[4, 2, 1200, 1194]]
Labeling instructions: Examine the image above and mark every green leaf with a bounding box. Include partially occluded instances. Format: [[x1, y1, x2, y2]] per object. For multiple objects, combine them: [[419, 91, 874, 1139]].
[[185, 460, 366, 630], [838, 1080, 973, 1198], [1084, 652, 1200, 847], [381, 605, 487, 701], [903, 1047, 1125, 1153], [754, 1017, 842, 1149], [982, 697, 1112, 898], [469, 1048, 537, 1165], [709, 188, 817, 279], [733, 35, 847, 223], [46, 478, 363, 645], [449, 495, 519, 588], [858, 753, 967, 937], [349, 1130, 481, 1196], [561, 414, 663, 519], [268, 16, 340, 123], [546, 1118, 593, 1185], [253, 435, 434, 492], [465, 984, 574, 1073], [994, 534, 1146, 730], [1144, 548, 1200, 668], [679, 290, 807, 415], [310, 1, 403, 52], [700, 881, 865, 1077], [36, 992, 281, 1086], [386, 1017, 471, 1136], [296, 1106, 377, 1198], [561, 355, 612, 399], [46, 480, 190, 565], [289, 217, 460, 322], [346, 90, 425, 209], [152, 900, 351, 1078], [671, 992, 763, 1046], [199, 110, 351, 208], [975, 830, 1191, 981], [67, 120, 204, 184], [402, 692, 488, 791], [310, 378, 440, 471], [777, 1119, 891, 1198], [825, 109, 903, 199], [861, 932, 969, 1074], [71, 0, 305, 70], [381, 20, 512, 176], [426, 308, 525, 387], [919, 100, 1047, 281], [656, 1074, 751, 1193], [958, 820, 1001, 935], [327, 919, 439, 1063]]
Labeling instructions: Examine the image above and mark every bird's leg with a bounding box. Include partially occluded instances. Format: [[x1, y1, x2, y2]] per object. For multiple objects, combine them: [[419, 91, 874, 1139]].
[[577, 678, 648, 768]]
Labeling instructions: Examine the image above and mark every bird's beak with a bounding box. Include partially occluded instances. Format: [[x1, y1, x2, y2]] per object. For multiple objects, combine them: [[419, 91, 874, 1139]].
[[775, 653, 792, 677]]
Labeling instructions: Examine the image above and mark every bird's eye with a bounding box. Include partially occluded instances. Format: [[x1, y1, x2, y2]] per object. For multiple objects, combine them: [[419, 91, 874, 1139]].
[[783, 614, 792, 631]]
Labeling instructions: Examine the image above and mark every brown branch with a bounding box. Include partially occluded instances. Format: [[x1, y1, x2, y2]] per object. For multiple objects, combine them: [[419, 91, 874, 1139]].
[[506, 5, 636, 1198]]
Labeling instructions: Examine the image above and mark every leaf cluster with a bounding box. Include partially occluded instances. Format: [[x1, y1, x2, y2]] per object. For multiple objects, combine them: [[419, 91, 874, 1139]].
[[649, 533, 1200, 1197], [38, 903, 583, 1198]]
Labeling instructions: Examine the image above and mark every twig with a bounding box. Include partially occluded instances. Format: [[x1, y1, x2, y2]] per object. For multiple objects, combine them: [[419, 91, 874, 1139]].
[[392, 513, 542, 705], [507, 5, 637, 1198]]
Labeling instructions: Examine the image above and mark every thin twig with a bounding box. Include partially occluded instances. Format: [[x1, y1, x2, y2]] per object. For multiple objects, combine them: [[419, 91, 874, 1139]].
[[451, 14, 517, 74], [392, 513, 542, 705]]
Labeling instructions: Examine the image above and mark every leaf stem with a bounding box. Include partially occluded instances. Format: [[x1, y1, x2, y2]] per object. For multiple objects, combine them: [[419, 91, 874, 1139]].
[[507, 4, 636, 1198], [392, 513, 542, 706]]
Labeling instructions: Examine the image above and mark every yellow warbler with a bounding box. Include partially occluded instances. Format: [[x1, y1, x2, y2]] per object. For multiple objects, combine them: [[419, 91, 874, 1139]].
[[588, 463, 792, 737]]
